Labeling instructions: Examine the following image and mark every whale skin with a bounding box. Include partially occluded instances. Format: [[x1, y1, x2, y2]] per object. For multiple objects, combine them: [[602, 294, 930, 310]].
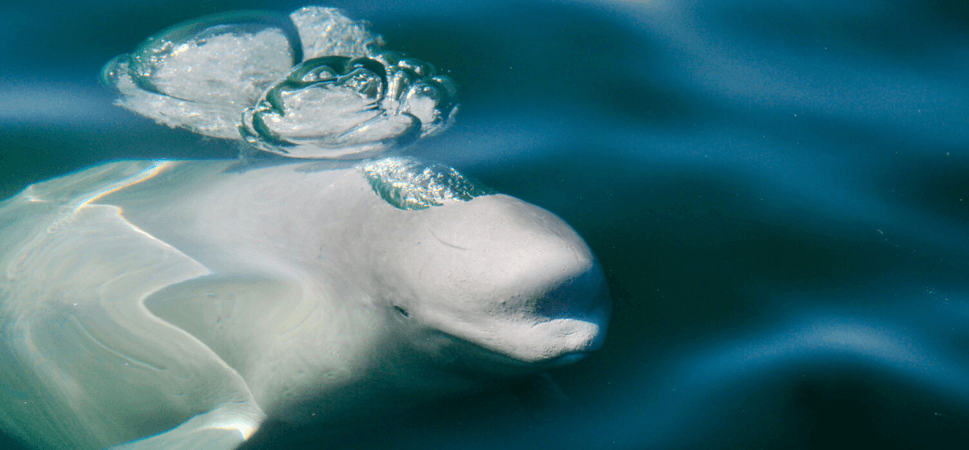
[[0, 158, 610, 450]]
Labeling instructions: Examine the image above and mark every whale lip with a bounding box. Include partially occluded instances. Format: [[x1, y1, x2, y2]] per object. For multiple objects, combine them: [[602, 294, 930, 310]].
[[426, 332, 599, 379], [429, 303, 611, 375], [543, 351, 591, 369]]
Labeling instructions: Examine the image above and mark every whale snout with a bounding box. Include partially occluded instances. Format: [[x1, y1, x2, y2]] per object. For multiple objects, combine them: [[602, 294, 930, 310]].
[[489, 248, 611, 365], [376, 193, 611, 369], [534, 256, 610, 325]]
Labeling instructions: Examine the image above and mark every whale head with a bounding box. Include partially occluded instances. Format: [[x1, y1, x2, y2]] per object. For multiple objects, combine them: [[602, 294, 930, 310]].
[[106, 158, 610, 424], [360, 159, 611, 377]]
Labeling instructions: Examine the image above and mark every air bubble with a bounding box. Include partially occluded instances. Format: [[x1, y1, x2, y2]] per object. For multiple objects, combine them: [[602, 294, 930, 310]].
[[102, 7, 457, 159], [240, 55, 457, 159], [362, 157, 494, 210], [103, 11, 301, 139]]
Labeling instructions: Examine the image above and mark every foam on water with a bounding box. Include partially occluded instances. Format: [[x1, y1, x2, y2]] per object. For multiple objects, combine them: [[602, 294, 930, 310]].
[[101, 7, 456, 159], [240, 52, 456, 159]]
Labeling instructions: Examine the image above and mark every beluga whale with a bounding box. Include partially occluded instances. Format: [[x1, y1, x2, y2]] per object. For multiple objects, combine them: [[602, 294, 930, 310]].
[[0, 7, 611, 450]]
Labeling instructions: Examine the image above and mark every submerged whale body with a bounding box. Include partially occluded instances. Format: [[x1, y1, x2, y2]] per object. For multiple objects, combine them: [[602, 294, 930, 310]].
[[0, 158, 610, 450]]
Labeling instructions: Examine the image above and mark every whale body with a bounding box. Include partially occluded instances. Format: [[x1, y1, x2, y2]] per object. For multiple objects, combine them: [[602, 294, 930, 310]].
[[0, 158, 610, 449]]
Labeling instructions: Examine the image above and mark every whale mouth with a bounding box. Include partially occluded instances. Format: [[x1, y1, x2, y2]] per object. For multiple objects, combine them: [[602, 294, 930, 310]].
[[415, 277, 612, 373], [544, 352, 590, 368], [423, 335, 594, 380], [418, 308, 610, 377]]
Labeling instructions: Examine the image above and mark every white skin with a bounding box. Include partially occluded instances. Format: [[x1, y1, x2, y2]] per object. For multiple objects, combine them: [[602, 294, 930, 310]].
[[0, 160, 610, 449]]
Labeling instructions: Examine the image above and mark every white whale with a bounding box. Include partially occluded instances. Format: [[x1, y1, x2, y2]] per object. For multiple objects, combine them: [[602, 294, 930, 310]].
[[0, 157, 610, 450]]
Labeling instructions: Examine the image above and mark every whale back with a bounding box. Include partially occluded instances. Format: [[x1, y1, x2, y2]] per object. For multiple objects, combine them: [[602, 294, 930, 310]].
[[0, 161, 261, 449]]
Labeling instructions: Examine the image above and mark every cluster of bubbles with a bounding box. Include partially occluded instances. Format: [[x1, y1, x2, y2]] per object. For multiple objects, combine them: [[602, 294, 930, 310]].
[[101, 7, 458, 159], [362, 157, 494, 210]]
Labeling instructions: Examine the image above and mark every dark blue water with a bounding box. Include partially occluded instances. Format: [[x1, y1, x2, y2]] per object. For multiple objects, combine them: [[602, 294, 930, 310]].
[[2, 1, 968, 449]]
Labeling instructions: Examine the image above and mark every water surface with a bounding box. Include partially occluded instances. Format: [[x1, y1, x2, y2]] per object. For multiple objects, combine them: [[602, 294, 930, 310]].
[[2, 0, 968, 449]]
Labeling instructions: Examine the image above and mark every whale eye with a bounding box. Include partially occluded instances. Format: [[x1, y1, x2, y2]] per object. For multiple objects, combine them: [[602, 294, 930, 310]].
[[394, 305, 410, 318]]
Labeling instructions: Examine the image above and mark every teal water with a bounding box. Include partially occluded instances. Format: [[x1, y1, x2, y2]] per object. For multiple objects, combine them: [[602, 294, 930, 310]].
[[2, 0, 969, 449]]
